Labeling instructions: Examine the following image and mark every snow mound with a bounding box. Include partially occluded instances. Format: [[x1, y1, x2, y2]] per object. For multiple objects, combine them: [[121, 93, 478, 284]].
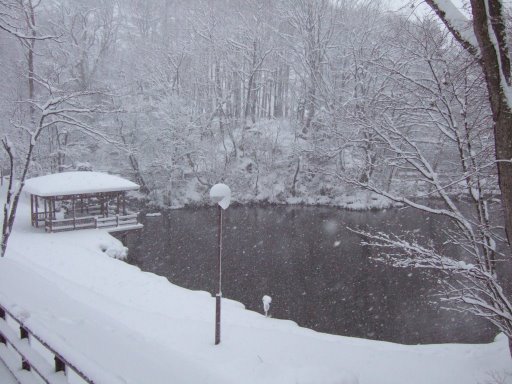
[[99, 238, 128, 260]]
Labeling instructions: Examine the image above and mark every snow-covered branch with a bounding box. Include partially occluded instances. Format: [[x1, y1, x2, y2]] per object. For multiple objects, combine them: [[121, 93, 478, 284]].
[[424, 0, 479, 56]]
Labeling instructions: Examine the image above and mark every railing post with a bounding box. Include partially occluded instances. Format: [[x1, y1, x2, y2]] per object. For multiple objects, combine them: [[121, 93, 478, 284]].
[[22, 358, 31, 371], [55, 355, 65, 373], [20, 326, 30, 371], [20, 326, 28, 340], [0, 307, 5, 344], [116, 214, 119, 227]]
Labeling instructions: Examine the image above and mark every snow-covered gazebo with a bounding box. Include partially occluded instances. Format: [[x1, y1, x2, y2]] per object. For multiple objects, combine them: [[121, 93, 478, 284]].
[[24, 171, 142, 233]]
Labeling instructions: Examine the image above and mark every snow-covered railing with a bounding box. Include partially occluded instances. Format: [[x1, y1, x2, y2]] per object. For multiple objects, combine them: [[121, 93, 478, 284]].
[[0, 303, 95, 384], [45, 213, 139, 233], [46, 216, 96, 232], [96, 214, 138, 228]]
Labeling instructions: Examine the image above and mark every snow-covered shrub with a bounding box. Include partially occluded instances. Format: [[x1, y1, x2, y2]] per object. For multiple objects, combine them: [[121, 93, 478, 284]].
[[99, 240, 128, 260]]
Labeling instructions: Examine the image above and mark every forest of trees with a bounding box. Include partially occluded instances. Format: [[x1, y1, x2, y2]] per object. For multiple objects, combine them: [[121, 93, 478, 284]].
[[0, 0, 494, 207]]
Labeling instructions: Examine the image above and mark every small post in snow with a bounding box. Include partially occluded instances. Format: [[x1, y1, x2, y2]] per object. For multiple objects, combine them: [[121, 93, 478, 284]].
[[262, 295, 272, 317], [209, 183, 231, 345]]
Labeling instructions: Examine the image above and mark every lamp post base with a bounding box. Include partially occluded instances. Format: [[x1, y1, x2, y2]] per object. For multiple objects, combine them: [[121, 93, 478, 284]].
[[215, 294, 221, 345]]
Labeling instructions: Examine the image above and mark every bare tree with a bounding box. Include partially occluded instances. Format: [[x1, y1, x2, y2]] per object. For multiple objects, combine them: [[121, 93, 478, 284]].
[[424, 0, 512, 257], [0, 0, 116, 255], [337, 14, 512, 349], [280, 0, 337, 135]]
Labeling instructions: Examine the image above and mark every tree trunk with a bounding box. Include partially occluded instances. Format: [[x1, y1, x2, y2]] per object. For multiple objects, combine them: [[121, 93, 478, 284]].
[[494, 100, 512, 247], [470, 0, 512, 358], [469, 0, 512, 249], [26, 0, 36, 122]]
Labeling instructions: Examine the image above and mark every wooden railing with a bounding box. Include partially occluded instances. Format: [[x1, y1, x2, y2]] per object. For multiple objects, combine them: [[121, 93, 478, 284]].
[[0, 302, 95, 384], [45, 213, 139, 233], [32, 212, 46, 226], [96, 214, 138, 228]]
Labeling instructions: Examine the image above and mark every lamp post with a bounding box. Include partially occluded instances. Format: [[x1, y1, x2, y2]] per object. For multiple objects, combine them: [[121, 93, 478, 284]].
[[209, 183, 231, 345]]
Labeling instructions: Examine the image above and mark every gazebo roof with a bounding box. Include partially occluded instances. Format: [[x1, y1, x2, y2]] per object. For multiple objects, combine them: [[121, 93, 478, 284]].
[[24, 172, 140, 197]]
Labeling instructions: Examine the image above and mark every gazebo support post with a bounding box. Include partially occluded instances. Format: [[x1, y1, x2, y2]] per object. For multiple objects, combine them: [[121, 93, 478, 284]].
[[72, 195, 76, 229], [48, 198, 53, 232], [30, 195, 34, 226], [100, 194, 105, 217], [36, 196, 39, 228], [44, 198, 48, 227], [51, 198, 55, 231]]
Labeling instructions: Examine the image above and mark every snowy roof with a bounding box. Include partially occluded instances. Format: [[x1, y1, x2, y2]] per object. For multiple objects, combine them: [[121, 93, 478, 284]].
[[23, 172, 140, 197]]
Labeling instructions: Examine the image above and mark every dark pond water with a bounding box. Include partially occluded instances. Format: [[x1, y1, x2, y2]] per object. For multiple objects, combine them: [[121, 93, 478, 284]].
[[125, 205, 497, 345]]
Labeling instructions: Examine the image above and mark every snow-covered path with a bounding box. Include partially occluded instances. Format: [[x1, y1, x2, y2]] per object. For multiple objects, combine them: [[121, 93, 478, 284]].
[[0, 192, 510, 383]]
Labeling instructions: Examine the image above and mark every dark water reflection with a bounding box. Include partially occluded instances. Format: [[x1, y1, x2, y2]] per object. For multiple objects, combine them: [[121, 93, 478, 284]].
[[126, 205, 496, 344]]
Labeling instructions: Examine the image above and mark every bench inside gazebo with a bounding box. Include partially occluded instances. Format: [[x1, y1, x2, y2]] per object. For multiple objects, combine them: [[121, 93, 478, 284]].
[[24, 172, 143, 233]]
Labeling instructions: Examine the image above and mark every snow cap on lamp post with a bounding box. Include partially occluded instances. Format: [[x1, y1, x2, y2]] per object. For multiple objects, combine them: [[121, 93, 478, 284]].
[[210, 183, 231, 210]]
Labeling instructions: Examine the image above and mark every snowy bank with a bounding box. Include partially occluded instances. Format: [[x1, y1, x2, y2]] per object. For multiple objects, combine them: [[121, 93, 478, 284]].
[[0, 193, 510, 384]]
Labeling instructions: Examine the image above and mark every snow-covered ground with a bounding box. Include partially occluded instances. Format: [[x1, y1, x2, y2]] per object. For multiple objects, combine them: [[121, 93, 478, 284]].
[[0, 359, 17, 383], [0, 190, 510, 383]]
